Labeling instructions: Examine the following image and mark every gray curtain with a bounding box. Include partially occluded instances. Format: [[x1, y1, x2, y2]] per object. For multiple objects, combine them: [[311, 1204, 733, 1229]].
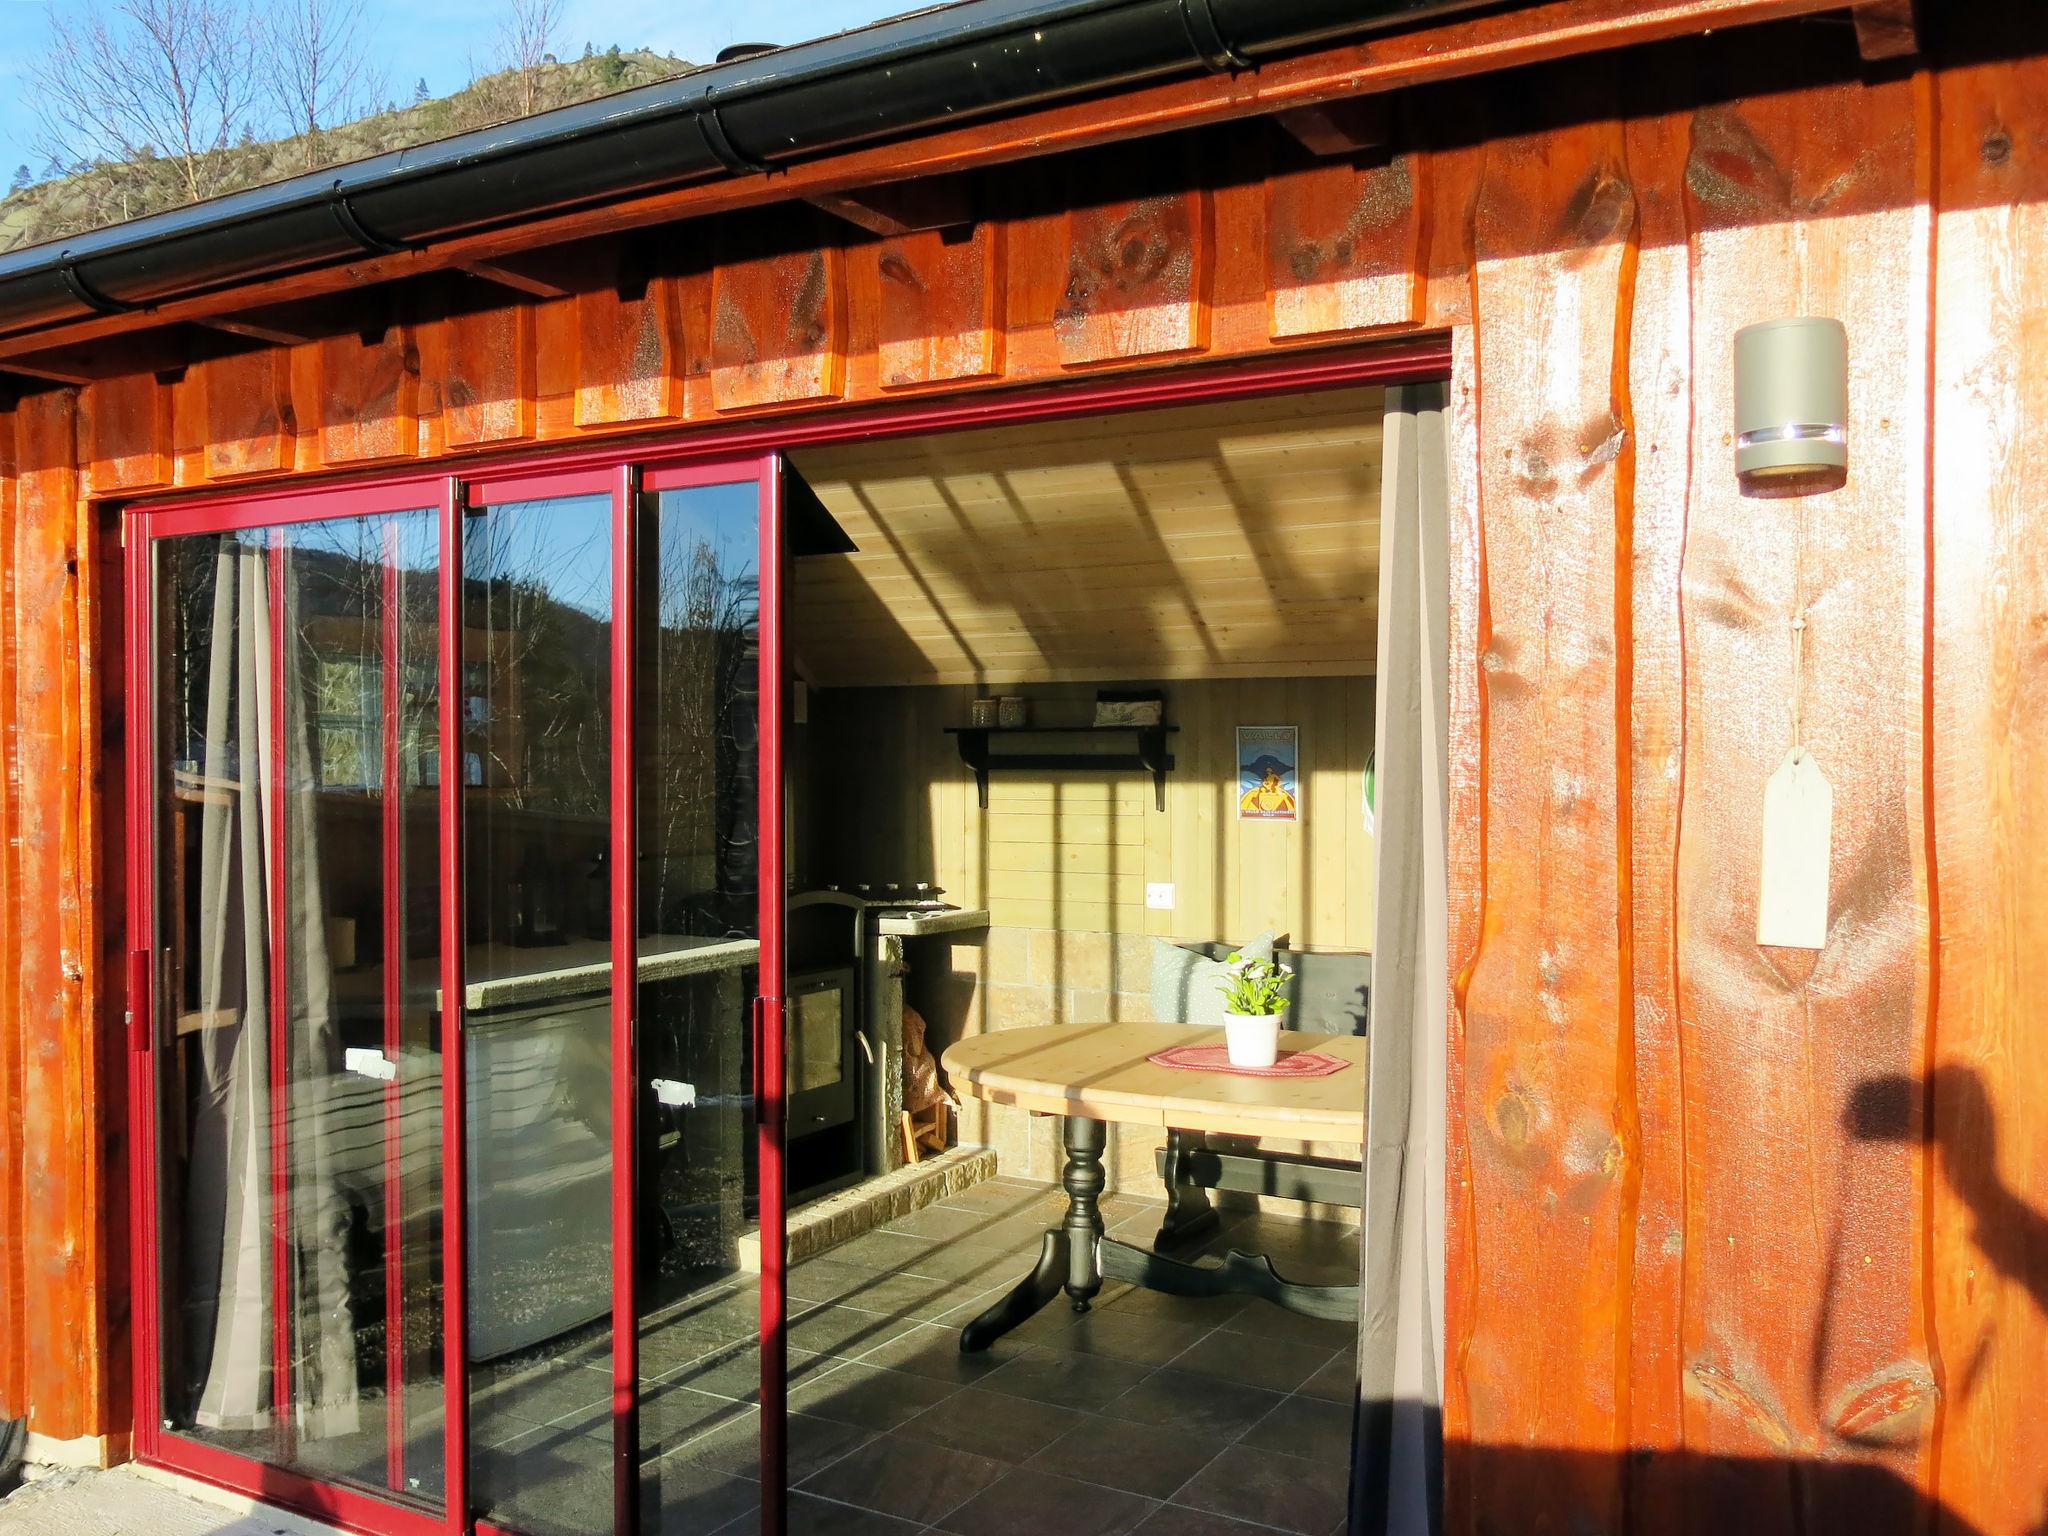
[[186, 538, 359, 1437], [1352, 382, 1450, 1535]]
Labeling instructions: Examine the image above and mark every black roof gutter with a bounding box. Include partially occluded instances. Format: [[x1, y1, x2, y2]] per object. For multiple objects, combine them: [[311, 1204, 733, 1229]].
[[0, 0, 1509, 341]]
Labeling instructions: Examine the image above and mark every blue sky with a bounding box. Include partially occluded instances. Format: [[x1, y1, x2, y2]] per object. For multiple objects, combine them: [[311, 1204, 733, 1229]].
[[0, 0, 913, 185]]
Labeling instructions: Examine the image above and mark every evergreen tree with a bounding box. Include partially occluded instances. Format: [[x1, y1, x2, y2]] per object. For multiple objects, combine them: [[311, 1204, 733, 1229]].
[[413, 75, 431, 105], [9, 164, 31, 194]]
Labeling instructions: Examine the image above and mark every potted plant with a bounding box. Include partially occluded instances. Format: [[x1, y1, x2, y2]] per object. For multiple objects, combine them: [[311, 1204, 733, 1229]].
[[1216, 950, 1294, 1067]]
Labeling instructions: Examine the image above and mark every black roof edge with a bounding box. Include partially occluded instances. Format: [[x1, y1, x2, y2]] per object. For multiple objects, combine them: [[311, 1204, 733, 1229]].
[[0, 0, 1509, 344]]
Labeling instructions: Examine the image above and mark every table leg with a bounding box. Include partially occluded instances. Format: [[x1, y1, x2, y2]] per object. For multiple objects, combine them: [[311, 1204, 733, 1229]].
[[1154, 1127, 1220, 1252], [1061, 1114, 1107, 1311], [959, 1114, 1107, 1352]]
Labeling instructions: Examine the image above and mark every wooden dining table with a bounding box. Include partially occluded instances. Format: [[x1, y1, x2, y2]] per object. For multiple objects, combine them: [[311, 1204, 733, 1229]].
[[940, 1021, 1367, 1351]]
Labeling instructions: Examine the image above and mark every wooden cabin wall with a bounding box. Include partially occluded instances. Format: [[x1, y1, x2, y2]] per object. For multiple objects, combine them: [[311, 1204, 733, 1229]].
[[0, 23, 2043, 1535]]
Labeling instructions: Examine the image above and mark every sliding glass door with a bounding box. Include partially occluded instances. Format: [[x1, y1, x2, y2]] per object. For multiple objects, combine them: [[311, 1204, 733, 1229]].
[[131, 454, 787, 1536], [143, 500, 447, 1515]]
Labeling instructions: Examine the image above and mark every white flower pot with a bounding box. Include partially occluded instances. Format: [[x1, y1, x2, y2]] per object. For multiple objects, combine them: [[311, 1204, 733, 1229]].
[[1223, 1012, 1283, 1068]]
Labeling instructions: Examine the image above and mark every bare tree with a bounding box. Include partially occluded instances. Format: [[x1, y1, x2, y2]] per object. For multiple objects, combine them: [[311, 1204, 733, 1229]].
[[496, 0, 564, 118], [30, 0, 261, 208], [258, 0, 383, 172]]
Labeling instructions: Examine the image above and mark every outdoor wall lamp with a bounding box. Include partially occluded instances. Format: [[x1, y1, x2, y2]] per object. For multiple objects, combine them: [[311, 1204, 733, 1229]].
[[1733, 317, 1848, 482]]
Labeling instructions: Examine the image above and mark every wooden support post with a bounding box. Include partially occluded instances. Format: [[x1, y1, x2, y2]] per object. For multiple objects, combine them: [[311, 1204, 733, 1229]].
[[809, 175, 978, 237], [1274, 96, 1391, 157], [1852, 0, 1918, 60]]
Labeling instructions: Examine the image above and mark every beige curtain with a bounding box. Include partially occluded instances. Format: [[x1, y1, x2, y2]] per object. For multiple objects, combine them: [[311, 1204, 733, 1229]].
[[1353, 382, 1450, 1534], [187, 537, 358, 1437]]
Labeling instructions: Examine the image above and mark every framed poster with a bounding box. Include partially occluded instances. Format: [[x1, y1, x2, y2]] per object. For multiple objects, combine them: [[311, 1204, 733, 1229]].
[[1237, 725, 1299, 821]]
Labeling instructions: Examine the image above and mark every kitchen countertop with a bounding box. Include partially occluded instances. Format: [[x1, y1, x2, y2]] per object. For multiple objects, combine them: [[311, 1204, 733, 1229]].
[[458, 933, 760, 1013], [871, 906, 991, 938]]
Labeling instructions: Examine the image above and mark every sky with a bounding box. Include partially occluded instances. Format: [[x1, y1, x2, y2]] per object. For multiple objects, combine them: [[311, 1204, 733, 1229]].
[[0, 0, 915, 186]]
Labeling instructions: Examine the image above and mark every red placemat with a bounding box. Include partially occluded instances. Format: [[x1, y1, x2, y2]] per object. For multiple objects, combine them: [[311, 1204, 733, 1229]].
[[1147, 1043, 1350, 1079]]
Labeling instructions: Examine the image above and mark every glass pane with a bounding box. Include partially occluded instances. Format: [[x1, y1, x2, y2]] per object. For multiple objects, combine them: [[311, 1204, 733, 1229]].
[[154, 514, 444, 1510], [460, 493, 617, 1536], [635, 480, 766, 1533]]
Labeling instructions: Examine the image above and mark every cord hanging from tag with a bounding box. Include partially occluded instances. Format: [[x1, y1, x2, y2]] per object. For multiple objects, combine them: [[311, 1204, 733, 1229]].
[[1758, 501, 1832, 950]]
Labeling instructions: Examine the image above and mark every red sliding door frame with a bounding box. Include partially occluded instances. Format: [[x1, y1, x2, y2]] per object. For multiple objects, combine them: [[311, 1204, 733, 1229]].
[[121, 337, 1449, 1536], [436, 473, 472, 1536]]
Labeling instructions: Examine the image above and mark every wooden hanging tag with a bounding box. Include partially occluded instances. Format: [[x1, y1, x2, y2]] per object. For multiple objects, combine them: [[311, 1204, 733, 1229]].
[[1757, 748, 1832, 950]]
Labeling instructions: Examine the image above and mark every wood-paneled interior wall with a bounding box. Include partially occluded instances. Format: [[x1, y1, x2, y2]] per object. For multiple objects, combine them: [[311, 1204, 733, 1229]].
[[0, 19, 2045, 1535], [804, 678, 1374, 951]]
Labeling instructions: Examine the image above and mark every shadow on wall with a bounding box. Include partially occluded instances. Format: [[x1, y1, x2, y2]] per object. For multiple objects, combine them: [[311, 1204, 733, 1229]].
[[1407, 1441, 2037, 1536], [1358, 1073, 2048, 1536], [1849, 1066, 2048, 1321]]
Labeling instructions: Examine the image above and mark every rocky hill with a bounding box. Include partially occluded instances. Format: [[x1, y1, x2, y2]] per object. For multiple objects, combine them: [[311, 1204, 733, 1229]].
[[1, 46, 690, 255]]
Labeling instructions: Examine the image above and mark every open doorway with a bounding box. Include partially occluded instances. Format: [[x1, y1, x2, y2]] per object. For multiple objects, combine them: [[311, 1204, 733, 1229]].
[[727, 385, 1393, 1531]]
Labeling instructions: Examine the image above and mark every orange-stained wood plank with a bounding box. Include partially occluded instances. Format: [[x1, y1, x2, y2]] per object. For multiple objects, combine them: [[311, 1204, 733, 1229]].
[[573, 278, 683, 428], [437, 295, 536, 448], [1926, 49, 2048, 1536], [709, 233, 845, 412], [1618, 66, 1694, 1532], [872, 224, 1004, 390], [0, 405, 19, 1425], [198, 348, 296, 480], [1266, 151, 1424, 340], [0, 0, 1846, 365], [80, 374, 172, 495], [1675, 65, 1935, 1529], [13, 390, 108, 1441], [1055, 174, 1208, 367], [1460, 77, 1635, 1533], [317, 325, 419, 465]]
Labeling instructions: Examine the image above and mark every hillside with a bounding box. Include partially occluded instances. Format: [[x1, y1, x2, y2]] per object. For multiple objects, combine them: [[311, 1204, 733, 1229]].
[[0, 47, 691, 255]]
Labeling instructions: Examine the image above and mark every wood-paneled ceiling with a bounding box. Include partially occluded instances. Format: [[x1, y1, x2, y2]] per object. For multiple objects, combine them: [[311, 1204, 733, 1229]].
[[789, 386, 1383, 687]]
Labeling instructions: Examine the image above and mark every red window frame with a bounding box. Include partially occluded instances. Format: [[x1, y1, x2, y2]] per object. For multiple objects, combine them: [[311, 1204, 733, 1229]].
[[120, 334, 1454, 1536]]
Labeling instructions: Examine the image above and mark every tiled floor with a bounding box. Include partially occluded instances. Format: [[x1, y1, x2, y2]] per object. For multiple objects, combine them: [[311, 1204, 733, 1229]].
[[469, 1176, 1361, 1536]]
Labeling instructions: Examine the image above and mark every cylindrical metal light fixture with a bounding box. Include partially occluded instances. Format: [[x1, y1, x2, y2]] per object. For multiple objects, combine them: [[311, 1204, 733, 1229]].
[[1733, 317, 1848, 480]]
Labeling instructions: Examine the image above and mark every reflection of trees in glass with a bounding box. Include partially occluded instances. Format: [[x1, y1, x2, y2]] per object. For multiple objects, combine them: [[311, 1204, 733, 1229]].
[[644, 493, 758, 939], [463, 498, 611, 818]]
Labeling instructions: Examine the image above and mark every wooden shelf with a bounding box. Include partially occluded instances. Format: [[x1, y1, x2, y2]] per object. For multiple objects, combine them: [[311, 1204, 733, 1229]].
[[944, 724, 1177, 811]]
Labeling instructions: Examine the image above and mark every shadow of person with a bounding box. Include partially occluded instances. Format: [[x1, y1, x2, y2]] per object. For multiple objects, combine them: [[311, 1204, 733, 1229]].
[[1847, 1066, 2048, 1316]]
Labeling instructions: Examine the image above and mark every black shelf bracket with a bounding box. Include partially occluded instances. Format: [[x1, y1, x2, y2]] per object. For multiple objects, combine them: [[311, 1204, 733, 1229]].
[[945, 724, 1179, 811]]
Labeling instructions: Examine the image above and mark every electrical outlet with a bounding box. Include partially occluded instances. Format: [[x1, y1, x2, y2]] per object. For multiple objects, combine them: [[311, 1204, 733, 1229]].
[[1146, 882, 1175, 910]]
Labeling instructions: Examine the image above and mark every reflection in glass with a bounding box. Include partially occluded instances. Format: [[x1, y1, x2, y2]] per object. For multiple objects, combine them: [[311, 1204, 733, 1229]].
[[634, 481, 766, 1532], [459, 494, 617, 1536], [153, 514, 443, 1506]]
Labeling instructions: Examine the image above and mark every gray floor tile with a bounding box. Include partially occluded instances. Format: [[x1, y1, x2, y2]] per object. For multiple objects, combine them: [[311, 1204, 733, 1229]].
[[894, 1384, 1074, 1463], [1102, 1368, 1285, 1441], [787, 1302, 922, 1361], [1164, 1328, 1334, 1395], [787, 1359, 963, 1431], [936, 1466, 1161, 1536], [982, 1345, 1156, 1413], [1238, 1394, 1354, 1466], [1220, 1300, 1358, 1352], [712, 1490, 919, 1535], [851, 1321, 1026, 1385], [798, 1431, 1010, 1524], [643, 1458, 760, 1532], [1296, 1350, 1357, 1406], [1025, 1414, 1225, 1500], [1026, 1307, 1218, 1367], [1172, 1443, 1350, 1534], [1130, 1506, 1293, 1535]]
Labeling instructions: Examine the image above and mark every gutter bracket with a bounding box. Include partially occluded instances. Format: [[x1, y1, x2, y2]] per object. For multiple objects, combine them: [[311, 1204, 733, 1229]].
[[699, 108, 773, 176], [1177, 0, 1252, 72], [56, 258, 139, 316], [327, 187, 410, 257]]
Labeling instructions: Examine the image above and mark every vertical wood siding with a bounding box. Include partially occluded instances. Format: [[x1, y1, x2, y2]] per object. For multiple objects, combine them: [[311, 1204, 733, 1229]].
[[0, 28, 2042, 1535]]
